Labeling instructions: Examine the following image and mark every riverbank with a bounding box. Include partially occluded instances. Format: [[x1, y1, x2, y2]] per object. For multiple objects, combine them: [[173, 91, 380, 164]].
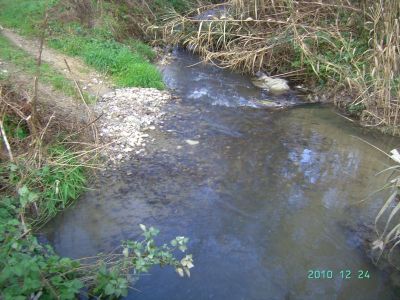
[[0, 27, 173, 165]]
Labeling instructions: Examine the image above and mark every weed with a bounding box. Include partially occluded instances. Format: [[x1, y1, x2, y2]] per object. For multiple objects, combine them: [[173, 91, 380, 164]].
[[2, 144, 86, 226], [3, 115, 29, 140], [347, 103, 366, 118], [0, 206, 193, 299], [116, 63, 164, 89], [370, 148, 400, 268], [154, 0, 194, 12], [126, 39, 157, 61], [0, 71, 9, 81]]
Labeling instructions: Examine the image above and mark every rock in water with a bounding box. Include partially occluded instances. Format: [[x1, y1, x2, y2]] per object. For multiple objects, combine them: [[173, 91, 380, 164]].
[[257, 100, 283, 109], [185, 139, 199, 145], [251, 72, 290, 94]]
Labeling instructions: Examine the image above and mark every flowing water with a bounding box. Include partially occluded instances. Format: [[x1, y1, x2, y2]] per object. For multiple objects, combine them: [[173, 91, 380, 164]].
[[44, 50, 400, 299]]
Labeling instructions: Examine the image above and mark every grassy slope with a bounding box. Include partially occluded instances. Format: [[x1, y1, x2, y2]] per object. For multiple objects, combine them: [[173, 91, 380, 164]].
[[0, 0, 164, 89], [48, 33, 164, 89]]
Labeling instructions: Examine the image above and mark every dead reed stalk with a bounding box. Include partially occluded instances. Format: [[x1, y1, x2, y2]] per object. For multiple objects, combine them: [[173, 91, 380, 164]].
[[151, 0, 400, 134]]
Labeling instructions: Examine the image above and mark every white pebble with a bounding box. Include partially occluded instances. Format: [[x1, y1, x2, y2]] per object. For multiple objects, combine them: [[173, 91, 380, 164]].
[[185, 139, 199, 146]]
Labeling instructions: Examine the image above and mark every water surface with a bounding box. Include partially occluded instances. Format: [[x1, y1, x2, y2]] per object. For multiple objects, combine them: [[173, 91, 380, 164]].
[[45, 50, 399, 299]]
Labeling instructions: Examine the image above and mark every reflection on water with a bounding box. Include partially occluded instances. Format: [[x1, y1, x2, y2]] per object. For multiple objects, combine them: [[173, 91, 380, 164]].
[[44, 50, 399, 299]]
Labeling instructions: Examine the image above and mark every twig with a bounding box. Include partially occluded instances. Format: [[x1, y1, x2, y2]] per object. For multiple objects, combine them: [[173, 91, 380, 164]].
[[30, 11, 49, 138], [62, 112, 103, 141], [335, 111, 355, 123], [19, 212, 28, 235], [0, 111, 14, 162], [40, 113, 55, 141], [63, 59, 99, 144], [18, 228, 32, 240]]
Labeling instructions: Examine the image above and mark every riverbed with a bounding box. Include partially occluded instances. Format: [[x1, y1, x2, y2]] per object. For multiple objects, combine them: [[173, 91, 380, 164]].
[[44, 49, 399, 299]]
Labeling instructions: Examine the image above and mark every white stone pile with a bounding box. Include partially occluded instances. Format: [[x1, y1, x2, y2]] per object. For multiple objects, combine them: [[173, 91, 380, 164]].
[[95, 88, 171, 164]]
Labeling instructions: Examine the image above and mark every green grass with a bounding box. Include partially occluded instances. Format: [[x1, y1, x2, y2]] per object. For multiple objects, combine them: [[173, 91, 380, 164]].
[[0, 35, 95, 102], [0, 70, 9, 81], [48, 36, 164, 89], [3, 115, 30, 140], [125, 39, 158, 61], [0, 0, 58, 36], [3, 144, 87, 226]]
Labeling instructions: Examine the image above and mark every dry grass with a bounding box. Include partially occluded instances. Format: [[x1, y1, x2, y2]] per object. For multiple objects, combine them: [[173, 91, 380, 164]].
[[371, 148, 400, 269], [361, 1, 400, 134], [152, 0, 400, 134]]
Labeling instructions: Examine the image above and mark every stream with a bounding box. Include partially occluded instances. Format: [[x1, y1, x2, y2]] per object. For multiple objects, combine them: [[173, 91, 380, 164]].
[[44, 49, 399, 299]]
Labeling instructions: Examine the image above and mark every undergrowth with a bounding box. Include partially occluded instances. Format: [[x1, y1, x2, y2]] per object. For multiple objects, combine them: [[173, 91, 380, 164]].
[[154, 0, 196, 13], [3, 115, 30, 140], [2, 145, 87, 227]]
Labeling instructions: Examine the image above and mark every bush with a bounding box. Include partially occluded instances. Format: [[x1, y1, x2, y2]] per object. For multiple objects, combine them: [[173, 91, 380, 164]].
[[0, 205, 193, 299]]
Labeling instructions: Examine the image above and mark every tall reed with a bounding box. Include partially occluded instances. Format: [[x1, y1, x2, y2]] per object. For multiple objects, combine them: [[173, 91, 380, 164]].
[[153, 0, 400, 134]]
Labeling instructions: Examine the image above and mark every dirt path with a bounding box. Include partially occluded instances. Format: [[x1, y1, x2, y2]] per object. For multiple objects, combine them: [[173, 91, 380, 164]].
[[1, 28, 113, 97]]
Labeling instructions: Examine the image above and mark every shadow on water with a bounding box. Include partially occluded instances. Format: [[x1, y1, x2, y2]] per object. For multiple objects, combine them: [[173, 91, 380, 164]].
[[44, 49, 400, 299]]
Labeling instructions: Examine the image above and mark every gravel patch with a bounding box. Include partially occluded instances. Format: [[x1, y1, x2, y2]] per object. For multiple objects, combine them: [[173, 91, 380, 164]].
[[95, 88, 171, 165]]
